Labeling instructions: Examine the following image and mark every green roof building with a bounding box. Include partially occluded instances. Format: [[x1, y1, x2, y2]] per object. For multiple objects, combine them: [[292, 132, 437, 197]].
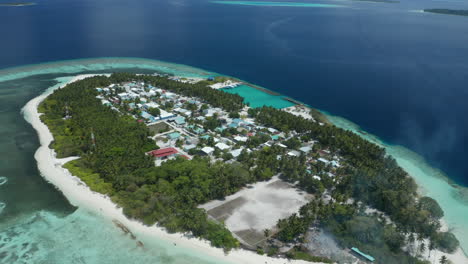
[[167, 132, 181, 140], [174, 116, 186, 125], [270, 135, 280, 141]]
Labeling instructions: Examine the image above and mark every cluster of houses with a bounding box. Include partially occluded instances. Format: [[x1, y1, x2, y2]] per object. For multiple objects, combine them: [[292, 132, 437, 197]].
[[95, 79, 343, 182]]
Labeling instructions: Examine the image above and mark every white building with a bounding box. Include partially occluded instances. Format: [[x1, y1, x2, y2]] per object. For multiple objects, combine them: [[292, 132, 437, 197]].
[[215, 143, 230, 151], [201, 147, 215, 155]]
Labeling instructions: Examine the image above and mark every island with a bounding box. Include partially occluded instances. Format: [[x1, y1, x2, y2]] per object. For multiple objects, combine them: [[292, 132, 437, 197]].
[[0, 2, 35, 6], [36, 73, 460, 263], [424, 9, 468, 17]]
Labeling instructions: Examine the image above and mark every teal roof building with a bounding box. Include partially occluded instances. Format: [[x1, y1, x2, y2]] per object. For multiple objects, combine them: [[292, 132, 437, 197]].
[[167, 132, 181, 140], [351, 247, 375, 262]]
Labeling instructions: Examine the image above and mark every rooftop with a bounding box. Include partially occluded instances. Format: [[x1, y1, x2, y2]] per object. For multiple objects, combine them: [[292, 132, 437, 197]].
[[147, 147, 178, 158]]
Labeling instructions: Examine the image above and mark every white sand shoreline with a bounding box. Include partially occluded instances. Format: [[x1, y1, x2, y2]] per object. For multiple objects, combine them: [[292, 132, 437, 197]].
[[22, 74, 320, 264]]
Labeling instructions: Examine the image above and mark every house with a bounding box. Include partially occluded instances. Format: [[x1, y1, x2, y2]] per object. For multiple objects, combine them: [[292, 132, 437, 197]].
[[147, 148, 178, 159], [173, 116, 186, 126], [184, 144, 197, 152], [287, 150, 300, 157], [200, 135, 211, 140], [234, 135, 248, 142], [267, 127, 278, 134], [299, 146, 312, 153], [167, 132, 181, 140], [144, 102, 159, 109], [201, 147, 215, 155], [270, 135, 280, 141], [215, 142, 230, 151], [277, 143, 287, 148], [141, 111, 155, 121], [230, 149, 243, 158], [229, 122, 239, 129], [155, 109, 177, 121], [318, 158, 330, 164], [101, 100, 112, 107]]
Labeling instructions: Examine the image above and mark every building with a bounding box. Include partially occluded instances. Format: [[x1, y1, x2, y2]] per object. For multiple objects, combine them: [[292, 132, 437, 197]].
[[270, 135, 280, 141], [215, 142, 230, 151], [230, 149, 243, 158], [184, 144, 197, 152], [299, 146, 312, 153], [201, 147, 215, 155], [351, 247, 375, 262], [234, 135, 248, 142], [173, 116, 186, 126], [287, 150, 301, 157], [318, 158, 330, 164], [167, 132, 181, 140], [147, 148, 178, 159]]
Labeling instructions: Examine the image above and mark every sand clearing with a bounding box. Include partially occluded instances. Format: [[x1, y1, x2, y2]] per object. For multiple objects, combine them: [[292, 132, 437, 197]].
[[201, 177, 312, 248], [283, 105, 314, 121], [22, 75, 322, 264], [202, 177, 311, 232]]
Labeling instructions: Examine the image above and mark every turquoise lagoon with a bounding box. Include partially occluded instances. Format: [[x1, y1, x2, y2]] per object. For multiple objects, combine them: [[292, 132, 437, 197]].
[[0, 58, 467, 263], [222, 84, 295, 108]]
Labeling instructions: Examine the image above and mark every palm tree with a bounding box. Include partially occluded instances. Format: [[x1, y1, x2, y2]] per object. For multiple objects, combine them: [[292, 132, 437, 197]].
[[419, 242, 426, 257], [408, 233, 416, 255], [428, 238, 435, 258], [439, 255, 448, 264]]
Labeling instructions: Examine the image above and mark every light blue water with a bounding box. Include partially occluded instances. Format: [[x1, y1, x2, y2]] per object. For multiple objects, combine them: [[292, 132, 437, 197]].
[[222, 84, 295, 108]]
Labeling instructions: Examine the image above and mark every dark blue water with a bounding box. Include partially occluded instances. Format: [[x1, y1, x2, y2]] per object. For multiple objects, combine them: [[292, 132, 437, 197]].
[[1, 0, 468, 186]]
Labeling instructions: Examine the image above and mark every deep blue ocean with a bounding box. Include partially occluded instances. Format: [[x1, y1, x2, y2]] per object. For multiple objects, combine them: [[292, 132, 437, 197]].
[[2, 0, 468, 186], [1, 1, 468, 262]]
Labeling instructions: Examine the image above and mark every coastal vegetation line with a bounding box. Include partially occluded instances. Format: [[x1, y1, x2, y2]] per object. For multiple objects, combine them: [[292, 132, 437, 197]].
[[38, 73, 459, 263]]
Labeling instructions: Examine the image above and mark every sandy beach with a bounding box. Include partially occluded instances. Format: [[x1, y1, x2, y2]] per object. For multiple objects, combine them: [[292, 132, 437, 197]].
[[22, 74, 322, 264]]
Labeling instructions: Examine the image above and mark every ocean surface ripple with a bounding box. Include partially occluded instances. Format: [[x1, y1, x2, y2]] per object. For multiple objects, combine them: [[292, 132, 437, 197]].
[[0, 177, 7, 186]]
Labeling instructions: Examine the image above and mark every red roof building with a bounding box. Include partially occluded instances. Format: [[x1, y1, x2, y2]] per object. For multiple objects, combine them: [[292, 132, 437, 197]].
[[147, 147, 178, 158]]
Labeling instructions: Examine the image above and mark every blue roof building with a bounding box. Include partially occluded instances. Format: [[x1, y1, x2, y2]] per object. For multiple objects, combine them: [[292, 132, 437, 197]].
[[351, 248, 375, 262], [141, 111, 153, 119], [188, 125, 205, 134]]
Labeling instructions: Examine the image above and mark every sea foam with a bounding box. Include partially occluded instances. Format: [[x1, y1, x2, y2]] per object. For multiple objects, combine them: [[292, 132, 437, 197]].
[[0, 176, 7, 186], [0, 202, 5, 215]]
